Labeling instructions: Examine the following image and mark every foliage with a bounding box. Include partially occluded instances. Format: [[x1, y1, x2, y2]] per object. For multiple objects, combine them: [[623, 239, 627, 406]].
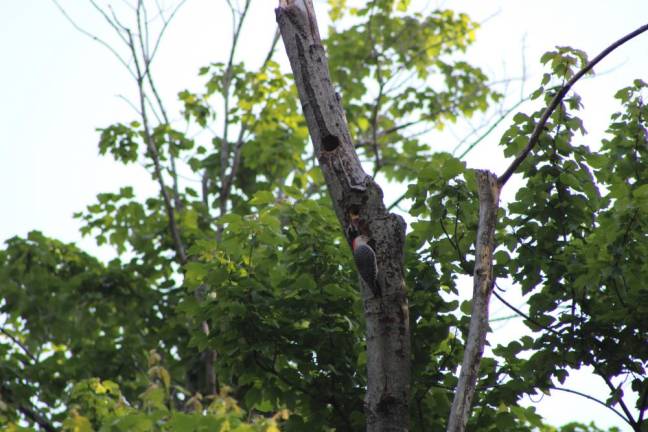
[[1, 0, 646, 431], [59, 353, 286, 432]]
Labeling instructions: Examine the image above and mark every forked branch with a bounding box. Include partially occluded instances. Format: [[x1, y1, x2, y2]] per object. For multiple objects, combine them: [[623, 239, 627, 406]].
[[447, 24, 648, 432], [448, 22, 648, 432]]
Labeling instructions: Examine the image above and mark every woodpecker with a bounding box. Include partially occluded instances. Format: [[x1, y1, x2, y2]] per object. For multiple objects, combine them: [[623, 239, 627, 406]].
[[352, 235, 380, 297]]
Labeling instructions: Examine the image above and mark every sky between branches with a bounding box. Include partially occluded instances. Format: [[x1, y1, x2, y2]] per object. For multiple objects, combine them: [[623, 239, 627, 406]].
[[1, 1, 647, 430]]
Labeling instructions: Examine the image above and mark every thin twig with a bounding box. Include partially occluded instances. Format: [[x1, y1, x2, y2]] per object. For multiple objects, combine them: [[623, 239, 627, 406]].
[[141, 0, 151, 58], [599, 374, 637, 427], [262, 28, 281, 68], [455, 97, 527, 159], [134, 0, 184, 211], [367, 4, 384, 176], [549, 386, 630, 425], [50, 0, 136, 79], [127, 28, 187, 264], [150, 0, 189, 62], [117, 94, 142, 115], [387, 191, 408, 211], [0, 327, 37, 363], [492, 289, 562, 337], [498, 23, 648, 187], [493, 286, 639, 428], [221, 126, 247, 206], [220, 0, 252, 216], [355, 120, 422, 149], [638, 384, 648, 425], [18, 403, 56, 432], [90, 0, 130, 44]]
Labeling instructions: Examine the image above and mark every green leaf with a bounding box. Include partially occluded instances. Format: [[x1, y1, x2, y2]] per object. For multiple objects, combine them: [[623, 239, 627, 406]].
[[632, 184, 648, 198], [250, 190, 275, 206], [185, 262, 208, 288], [460, 300, 472, 314]]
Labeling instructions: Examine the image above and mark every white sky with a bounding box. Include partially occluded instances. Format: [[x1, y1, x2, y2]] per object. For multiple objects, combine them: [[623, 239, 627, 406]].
[[1, 1, 647, 430]]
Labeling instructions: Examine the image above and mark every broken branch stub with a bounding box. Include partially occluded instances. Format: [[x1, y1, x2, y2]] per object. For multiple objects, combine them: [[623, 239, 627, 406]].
[[276, 1, 410, 429], [447, 170, 500, 432]]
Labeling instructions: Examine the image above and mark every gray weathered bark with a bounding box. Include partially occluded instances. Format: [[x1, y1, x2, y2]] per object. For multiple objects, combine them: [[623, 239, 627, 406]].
[[447, 24, 648, 432], [276, 1, 410, 430], [446, 171, 500, 432]]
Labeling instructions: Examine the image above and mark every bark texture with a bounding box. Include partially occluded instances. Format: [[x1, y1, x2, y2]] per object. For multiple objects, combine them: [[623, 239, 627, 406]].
[[446, 25, 648, 432], [276, 1, 410, 430], [446, 170, 500, 432]]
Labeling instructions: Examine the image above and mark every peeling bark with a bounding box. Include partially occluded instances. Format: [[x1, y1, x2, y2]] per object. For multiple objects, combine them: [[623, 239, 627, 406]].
[[446, 24, 648, 432], [276, 1, 410, 430], [447, 170, 500, 432]]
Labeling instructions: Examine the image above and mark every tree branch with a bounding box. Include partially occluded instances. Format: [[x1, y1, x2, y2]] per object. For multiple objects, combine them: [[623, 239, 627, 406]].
[[50, 0, 136, 79], [454, 97, 527, 159], [135, 1, 185, 212], [0, 327, 37, 363], [221, 0, 252, 216], [355, 119, 422, 149], [262, 28, 281, 68], [447, 170, 500, 432], [599, 373, 637, 428], [549, 386, 630, 425], [17, 403, 56, 432], [91, 1, 130, 44], [149, 0, 189, 63], [127, 29, 187, 264], [638, 383, 648, 425], [498, 23, 648, 187], [1, 383, 56, 432], [367, 4, 384, 177], [220, 126, 247, 207], [492, 288, 563, 337]]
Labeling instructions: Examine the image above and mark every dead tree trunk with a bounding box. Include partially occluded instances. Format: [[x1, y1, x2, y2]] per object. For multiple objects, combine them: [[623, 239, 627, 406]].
[[276, 1, 410, 430], [446, 24, 648, 432], [446, 171, 499, 432]]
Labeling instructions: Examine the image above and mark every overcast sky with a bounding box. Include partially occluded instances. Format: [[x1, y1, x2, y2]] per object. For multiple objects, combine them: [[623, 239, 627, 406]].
[[2, 1, 647, 430]]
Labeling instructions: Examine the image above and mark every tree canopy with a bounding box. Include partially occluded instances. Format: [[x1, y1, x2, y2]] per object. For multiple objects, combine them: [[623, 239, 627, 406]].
[[1, 1, 646, 431]]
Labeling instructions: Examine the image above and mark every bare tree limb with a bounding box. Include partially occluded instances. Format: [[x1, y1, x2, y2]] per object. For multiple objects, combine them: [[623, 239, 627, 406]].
[[498, 23, 648, 187], [220, 0, 252, 217], [135, 0, 184, 211], [17, 403, 56, 432], [446, 24, 648, 431], [355, 120, 422, 149], [54, 0, 216, 397], [92, 1, 130, 43], [454, 97, 527, 159], [149, 0, 189, 62], [447, 170, 499, 432], [117, 94, 142, 115], [127, 28, 188, 264], [0, 327, 37, 363], [549, 386, 630, 425], [262, 28, 281, 67], [1, 382, 56, 432], [599, 373, 637, 428], [638, 384, 648, 425], [50, 0, 136, 79]]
